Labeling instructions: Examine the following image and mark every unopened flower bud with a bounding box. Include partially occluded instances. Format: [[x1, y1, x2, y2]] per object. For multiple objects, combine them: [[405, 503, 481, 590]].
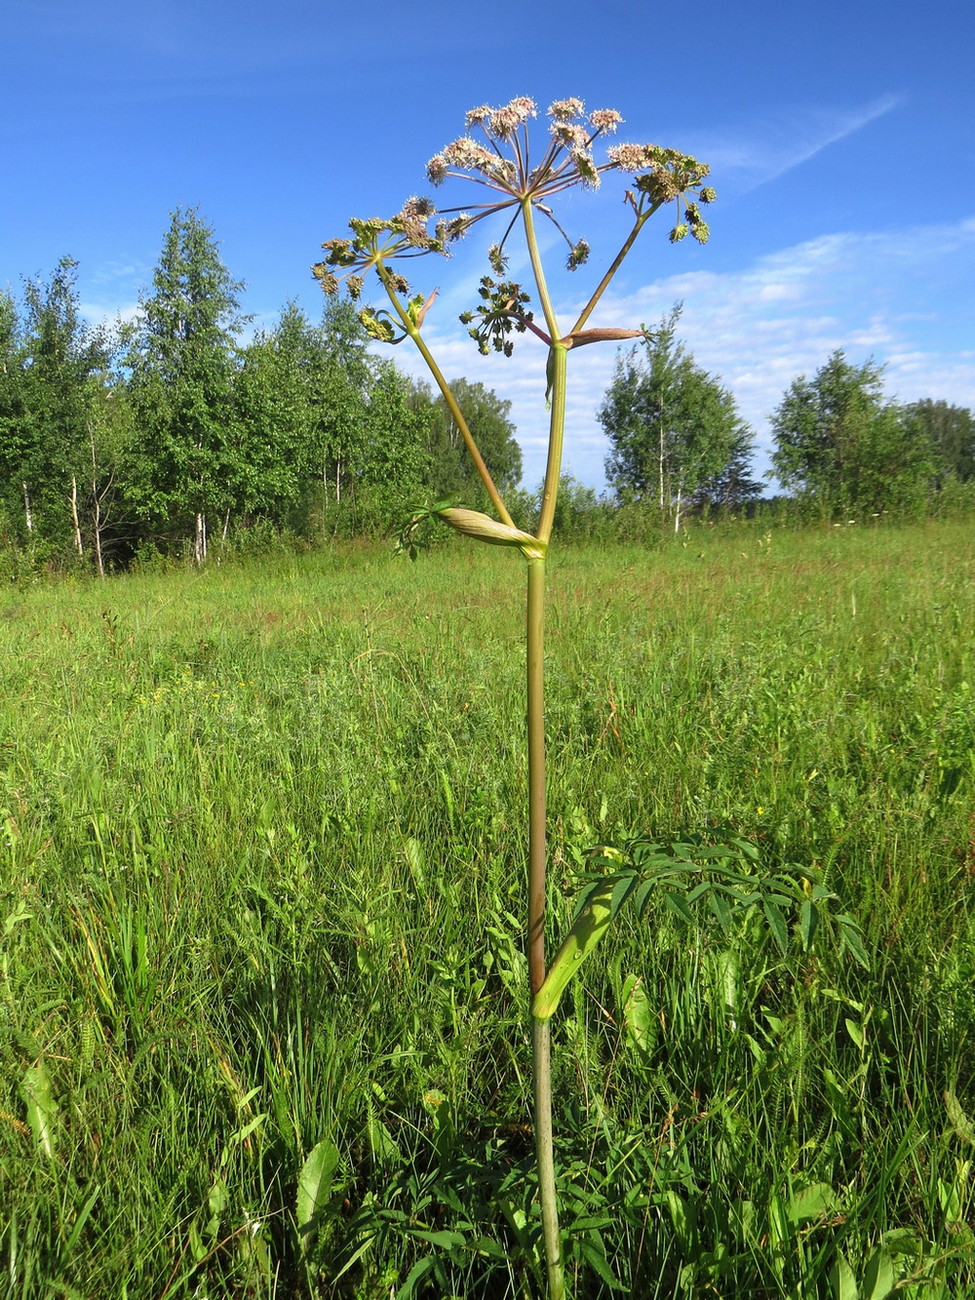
[[358, 308, 396, 342], [437, 508, 545, 560], [311, 264, 339, 294], [566, 239, 590, 270], [488, 244, 508, 274]]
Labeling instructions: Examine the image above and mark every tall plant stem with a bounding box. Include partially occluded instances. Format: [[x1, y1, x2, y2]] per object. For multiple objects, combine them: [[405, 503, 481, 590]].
[[527, 556, 547, 994], [521, 198, 561, 351], [533, 1018, 563, 1300], [536, 345, 568, 546], [522, 187, 571, 1297], [527, 554, 564, 1300]]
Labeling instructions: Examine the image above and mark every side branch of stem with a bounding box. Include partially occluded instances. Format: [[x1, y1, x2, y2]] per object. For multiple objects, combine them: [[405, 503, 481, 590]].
[[383, 275, 516, 528]]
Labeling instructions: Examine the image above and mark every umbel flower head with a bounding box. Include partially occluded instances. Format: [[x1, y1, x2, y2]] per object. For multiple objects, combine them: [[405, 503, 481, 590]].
[[312, 200, 471, 304], [313, 96, 715, 347], [424, 96, 713, 252]]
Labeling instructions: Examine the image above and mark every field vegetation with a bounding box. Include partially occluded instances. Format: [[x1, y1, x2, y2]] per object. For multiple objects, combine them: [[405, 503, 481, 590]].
[[1, 519, 973, 1297]]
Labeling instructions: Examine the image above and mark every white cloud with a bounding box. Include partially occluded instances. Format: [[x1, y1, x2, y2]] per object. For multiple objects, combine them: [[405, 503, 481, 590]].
[[80, 301, 141, 327], [401, 215, 975, 490]]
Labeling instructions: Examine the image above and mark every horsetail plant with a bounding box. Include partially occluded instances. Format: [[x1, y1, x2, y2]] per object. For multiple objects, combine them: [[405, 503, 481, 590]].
[[314, 96, 717, 1299]]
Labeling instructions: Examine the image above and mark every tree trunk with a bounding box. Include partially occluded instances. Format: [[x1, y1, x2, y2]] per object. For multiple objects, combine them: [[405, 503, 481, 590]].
[[658, 420, 665, 511], [70, 477, 84, 557], [194, 512, 207, 564], [22, 483, 33, 534], [88, 423, 107, 580]]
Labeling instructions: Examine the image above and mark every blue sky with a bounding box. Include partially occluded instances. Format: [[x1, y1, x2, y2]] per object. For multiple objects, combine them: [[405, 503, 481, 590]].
[[3, 0, 973, 490]]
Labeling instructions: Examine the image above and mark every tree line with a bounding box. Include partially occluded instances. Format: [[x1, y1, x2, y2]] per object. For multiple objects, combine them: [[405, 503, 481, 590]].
[[599, 305, 975, 525], [2, 208, 973, 574], [0, 208, 522, 572]]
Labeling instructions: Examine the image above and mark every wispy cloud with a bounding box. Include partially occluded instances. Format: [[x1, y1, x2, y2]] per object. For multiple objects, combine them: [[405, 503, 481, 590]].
[[681, 95, 903, 194]]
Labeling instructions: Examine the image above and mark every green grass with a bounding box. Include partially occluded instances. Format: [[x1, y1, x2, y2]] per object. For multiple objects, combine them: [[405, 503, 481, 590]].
[[1, 520, 973, 1297]]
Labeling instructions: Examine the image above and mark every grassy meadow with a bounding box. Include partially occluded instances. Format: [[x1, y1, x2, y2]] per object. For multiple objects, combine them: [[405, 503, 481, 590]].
[[1, 521, 974, 1298]]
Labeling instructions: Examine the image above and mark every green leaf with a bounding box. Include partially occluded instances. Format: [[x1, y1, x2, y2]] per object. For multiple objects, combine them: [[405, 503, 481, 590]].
[[297, 1138, 340, 1251], [837, 917, 870, 969], [205, 1175, 228, 1239], [665, 1190, 695, 1246], [228, 1112, 268, 1150], [799, 898, 819, 950], [63, 1187, 100, 1255], [409, 1228, 467, 1249], [570, 1214, 615, 1232], [715, 949, 739, 1019], [395, 1254, 437, 1300], [621, 974, 654, 1055], [945, 1090, 975, 1144], [787, 1182, 836, 1223], [366, 1100, 402, 1169], [578, 1237, 623, 1290], [731, 837, 761, 861], [663, 890, 694, 924], [845, 1018, 865, 1051], [880, 1227, 922, 1256], [762, 900, 789, 956], [20, 1063, 57, 1159], [831, 1248, 859, 1300], [632, 879, 655, 916], [609, 872, 639, 917], [732, 889, 762, 908], [472, 1235, 507, 1260], [708, 889, 732, 934], [861, 1246, 896, 1300]]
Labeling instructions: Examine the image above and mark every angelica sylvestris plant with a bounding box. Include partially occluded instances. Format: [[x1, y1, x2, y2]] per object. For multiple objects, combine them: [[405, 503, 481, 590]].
[[314, 96, 716, 1300]]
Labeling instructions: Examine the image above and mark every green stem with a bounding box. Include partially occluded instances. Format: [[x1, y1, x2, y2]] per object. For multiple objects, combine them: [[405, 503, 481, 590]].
[[381, 273, 516, 528], [527, 555, 565, 1300], [521, 198, 561, 347], [567, 201, 662, 337], [527, 556, 547, 995], [533, 1018, 564, 1300], [536, 345, 568, 546], [407, 328, 516, 529], [522, 190, 571, 1296]]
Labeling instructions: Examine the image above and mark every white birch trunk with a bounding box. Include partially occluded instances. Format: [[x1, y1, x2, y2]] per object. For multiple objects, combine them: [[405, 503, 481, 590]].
[[194, 512, 207, 564], [70, 477, 84, 557]]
